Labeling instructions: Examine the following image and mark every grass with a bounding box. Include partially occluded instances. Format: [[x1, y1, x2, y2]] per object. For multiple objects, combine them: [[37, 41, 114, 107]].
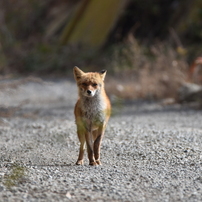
[[3, 164, 27, 189], [105, 37, 188, 100]]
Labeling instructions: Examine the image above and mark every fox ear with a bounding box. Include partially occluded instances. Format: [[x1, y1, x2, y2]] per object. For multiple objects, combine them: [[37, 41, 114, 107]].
[[100, 69, 107, 81], [73, 66, 85, 80]]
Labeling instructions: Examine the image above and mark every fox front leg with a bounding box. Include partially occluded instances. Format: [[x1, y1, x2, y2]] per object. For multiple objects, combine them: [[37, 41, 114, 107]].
[[75, 121, 87, 165], [85, 131, 97, 166], [76, 130, 86, 165]]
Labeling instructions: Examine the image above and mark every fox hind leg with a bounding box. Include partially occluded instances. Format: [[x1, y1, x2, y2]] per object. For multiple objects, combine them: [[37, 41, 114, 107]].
[[94, 126, 105, 165], [94, 135, 102, 165]]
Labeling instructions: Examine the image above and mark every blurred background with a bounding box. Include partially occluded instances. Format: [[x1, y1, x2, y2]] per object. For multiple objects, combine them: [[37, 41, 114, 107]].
[[0, 0, 202, 102]]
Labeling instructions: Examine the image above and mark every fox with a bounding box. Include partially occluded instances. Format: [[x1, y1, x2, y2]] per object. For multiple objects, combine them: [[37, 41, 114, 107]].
[[73, 66, 111, 166]]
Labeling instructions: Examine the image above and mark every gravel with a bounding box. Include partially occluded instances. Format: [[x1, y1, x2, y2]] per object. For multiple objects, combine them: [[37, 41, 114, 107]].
[[0, 78, 202, 201]]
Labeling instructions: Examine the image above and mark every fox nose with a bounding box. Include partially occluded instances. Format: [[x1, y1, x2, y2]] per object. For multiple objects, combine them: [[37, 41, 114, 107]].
[[87, 90, 92, 95]]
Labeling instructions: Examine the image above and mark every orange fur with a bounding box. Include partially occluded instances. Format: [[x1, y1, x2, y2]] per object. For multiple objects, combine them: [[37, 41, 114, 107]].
[[73, 66, 111, 166]]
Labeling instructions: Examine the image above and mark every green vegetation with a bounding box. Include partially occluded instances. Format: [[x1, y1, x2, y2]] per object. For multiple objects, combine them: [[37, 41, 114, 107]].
[[0, 0, 201, 73], [0, 0, 202, 99], [3, 164, 27, 189]]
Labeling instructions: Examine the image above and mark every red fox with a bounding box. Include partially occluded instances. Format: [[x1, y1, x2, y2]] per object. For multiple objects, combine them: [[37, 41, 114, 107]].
[[73, 66, 111, 166]]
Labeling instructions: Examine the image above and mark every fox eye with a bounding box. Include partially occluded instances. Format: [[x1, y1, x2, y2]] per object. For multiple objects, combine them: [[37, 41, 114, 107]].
[[82, 83, 87, 86], [92, 83, 97, 87]]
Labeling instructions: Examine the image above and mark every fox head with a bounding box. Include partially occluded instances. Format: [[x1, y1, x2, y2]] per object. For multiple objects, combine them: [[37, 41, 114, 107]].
[[73, 66, 107, 98]]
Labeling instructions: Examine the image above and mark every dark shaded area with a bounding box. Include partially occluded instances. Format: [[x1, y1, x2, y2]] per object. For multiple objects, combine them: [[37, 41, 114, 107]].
[[107, 0, 194, 44]]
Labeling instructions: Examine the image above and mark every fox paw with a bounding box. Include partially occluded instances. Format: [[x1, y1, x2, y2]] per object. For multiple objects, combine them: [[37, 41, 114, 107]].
[[96, 160, 102, 165], [89, 161, 97, 166], [76, 160, 83, 165]]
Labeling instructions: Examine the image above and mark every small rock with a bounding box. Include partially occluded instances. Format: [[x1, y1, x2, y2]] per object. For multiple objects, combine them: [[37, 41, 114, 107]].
[[66, 192, 72, 199]]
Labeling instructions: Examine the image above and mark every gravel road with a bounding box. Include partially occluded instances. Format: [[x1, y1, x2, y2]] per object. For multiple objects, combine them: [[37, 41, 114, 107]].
[[0, 78, 202, 202]]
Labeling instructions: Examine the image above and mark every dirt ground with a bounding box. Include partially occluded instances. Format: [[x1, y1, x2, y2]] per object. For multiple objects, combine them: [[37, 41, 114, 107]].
[[0, 78, 202, 202]]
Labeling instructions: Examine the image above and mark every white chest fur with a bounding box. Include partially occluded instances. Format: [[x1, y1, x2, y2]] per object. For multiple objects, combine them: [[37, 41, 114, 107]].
[[80, 94, 106, 123]]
